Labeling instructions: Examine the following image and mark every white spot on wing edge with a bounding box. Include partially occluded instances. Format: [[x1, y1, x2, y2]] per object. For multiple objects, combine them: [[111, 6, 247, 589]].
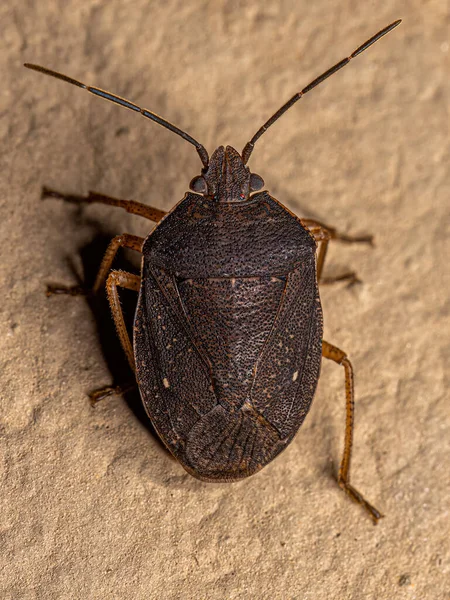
[[292, 371, 299, 382], [163, 378, 170, 388]]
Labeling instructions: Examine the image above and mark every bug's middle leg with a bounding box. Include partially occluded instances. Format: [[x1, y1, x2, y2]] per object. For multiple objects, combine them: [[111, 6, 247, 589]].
[[46, 234, 144, 296], [322, 340, 383, 523], [106, 270, 141, 371], [46, 234, 144, 402], [303, 219, 373, 284]]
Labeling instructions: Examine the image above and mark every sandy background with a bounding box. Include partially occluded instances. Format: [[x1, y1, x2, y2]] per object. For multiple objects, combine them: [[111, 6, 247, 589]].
[[1, 1, 449, 599]]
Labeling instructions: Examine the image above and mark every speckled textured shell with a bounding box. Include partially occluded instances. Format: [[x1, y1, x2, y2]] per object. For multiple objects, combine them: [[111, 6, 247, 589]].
[[134, 191, 323, 481]]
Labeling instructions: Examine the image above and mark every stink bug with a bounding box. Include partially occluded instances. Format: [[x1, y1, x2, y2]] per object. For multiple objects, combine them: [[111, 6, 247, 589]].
[[25, 19, 401, 522]]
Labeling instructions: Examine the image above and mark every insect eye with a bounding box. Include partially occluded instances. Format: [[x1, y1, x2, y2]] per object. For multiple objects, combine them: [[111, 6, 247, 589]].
[[190, 175, 207, 194], [239, 193, 246, 200], [250, 173, 264, 192]]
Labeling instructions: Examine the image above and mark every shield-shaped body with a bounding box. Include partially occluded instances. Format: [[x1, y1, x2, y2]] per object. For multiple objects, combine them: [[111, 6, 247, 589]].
[[134, 189, 323, 481]]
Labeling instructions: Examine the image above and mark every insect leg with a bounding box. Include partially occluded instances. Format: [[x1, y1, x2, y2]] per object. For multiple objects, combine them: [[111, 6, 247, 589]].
[[42, 186, 166, 223], [304, 221, 372, 284], [322, 340, 383, 523], [302, 219, 373, 245], [89, 381, 136, 405], [87, 270, 141, 404], [46, 233, 144, 296], [106, 270, 141, 371], [93, 234, 143, 293]]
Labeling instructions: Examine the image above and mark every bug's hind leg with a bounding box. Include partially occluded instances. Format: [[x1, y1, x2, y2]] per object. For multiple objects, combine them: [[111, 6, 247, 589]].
[[89, 381, 136, 406], [303, 219, 373, 284], [46, 233, 144, 297], [88, 270, 141, 404], [322, 340, 383, 524], [42, 187, 167, 223]]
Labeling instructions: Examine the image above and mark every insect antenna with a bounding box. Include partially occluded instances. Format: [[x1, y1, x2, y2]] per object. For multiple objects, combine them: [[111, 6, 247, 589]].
[[241, 19, 402, 165], [23, 63, 210, 168]]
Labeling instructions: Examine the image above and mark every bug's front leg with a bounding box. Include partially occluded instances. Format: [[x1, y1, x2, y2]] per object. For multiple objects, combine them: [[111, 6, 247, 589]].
[[42, 187, 167, 223], [322, 340, 384, 524], [302, 219, 373, 284]]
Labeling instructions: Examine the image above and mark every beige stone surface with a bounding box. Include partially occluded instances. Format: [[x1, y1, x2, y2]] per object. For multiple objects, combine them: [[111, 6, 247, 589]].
[[1, 1, 449, 598]]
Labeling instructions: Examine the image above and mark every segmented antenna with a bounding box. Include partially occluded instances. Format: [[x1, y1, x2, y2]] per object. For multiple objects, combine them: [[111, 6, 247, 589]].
[[242, 19, 402, 165], [23, 63, 210, 169]]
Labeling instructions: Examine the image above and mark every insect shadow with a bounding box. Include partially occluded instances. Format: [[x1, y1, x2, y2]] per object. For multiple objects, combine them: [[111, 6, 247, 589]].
[[62, 209, 169, 457]]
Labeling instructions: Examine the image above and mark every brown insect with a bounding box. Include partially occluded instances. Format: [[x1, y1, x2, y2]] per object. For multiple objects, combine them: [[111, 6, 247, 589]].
[[25, 19, 401, 523]]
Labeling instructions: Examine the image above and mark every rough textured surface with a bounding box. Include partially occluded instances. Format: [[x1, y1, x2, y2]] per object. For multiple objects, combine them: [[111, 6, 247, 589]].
[[135, 190, 322, 480], [1, 1, 448, 599]]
